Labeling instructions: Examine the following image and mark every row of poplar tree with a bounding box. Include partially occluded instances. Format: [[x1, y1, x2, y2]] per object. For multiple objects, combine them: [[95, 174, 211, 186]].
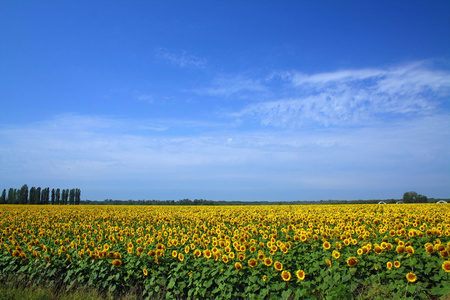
[[0, 184, 81, 205]]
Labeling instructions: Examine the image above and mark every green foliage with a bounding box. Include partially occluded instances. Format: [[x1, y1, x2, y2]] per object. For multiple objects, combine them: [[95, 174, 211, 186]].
[[0, 185, 81, 205], [403, 191, 428, 203]]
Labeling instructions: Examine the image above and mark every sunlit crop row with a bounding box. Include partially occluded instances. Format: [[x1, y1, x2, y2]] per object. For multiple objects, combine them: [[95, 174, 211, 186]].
[[1, 204, 449, 298]]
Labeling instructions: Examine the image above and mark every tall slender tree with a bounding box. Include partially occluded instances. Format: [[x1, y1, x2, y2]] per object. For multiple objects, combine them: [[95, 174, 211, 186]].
[[29, 187, 36, 204], [69, 189, 74, 205], [63, 189, 69, 205], [46, 188, 50, 204], [56, 188, 60, 205], [75, 188, 81, 205], [19, 184, 28, 204], [43, 188, 50, 205], [36, 187, 41, 205], [51, 189, 55, 205], [7, 188, 14, 204], [0, 189, 6, 204]]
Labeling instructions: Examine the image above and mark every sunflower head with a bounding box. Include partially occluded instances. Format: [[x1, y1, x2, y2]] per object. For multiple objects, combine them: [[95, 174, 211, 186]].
[[248, 258, 258, 268], [406, 246, 414, 254], [178, 253, 184, 262], [274, 261, 283, 271], [264, 257, 273, 266], [347, 257, 358, 267], [396, 245, 405, 254], [222, 255, 229, 264], [281, 270, 291, 281], [374, 245, 382, 254], [440, 250, 449, 258], [387, 261, 393, 270], [237, 252, 246, 261], [112, 259, 122, 267], [204, 249, 212, 259], [406, 272, 417, 283], [296, 269, 305, 281], [235, 262, 243, 270], [442, 261, 450, 272], [425, 245, 434, 254], [193, 249, 202, 258]]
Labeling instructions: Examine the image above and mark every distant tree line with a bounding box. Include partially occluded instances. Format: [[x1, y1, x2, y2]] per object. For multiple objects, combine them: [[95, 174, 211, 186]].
[[81, 195, 447, 206], [86, 198, 218, 206], [402, 191, 428, 203], [0, 184, 81, 205]]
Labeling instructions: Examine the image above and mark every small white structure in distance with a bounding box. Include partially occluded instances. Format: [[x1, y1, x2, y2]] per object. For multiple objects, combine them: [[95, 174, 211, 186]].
[[378, 201, 386, 204], [437, 200, 447, 203]]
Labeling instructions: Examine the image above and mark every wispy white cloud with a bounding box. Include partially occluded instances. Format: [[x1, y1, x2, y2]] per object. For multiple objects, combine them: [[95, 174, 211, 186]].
[[136, 94, 154, 104], [1, 113, 448, 194], [155, 48, 206, 68], [193, 75, 267, 97], [235, 61, 450, 127]]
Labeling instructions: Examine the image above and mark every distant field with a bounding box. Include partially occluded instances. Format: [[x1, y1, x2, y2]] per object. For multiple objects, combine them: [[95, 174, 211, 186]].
[[1, 204, 449, 299]]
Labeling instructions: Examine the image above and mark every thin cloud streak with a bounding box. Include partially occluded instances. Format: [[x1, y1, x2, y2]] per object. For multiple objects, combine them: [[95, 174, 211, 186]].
[[155, 48, 206, 68], [234, 61, 450, 127], [193, 75, 267, 97]]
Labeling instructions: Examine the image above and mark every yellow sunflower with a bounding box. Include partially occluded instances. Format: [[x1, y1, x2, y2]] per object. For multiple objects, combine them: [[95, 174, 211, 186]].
[[274, 261, 283, 271], [248, 258, 258, 268], [296, 269, 305, 281], [347, 257, 358, 267], [396, 245, 405, 254], [178, 253, 184, 262], [264, 257, 273, 267], [204, 249, 212, 259], [442, 261, 450, 272], [112, 259, 122, 267], [386, 261, 393, 270], [235, 262, 243, 270], [406, 273, 417, 283], [281, 270, 291, 281]]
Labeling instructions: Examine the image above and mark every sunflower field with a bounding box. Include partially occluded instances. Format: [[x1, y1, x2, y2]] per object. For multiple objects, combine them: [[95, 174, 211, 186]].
[[0, 204, 449, 299]]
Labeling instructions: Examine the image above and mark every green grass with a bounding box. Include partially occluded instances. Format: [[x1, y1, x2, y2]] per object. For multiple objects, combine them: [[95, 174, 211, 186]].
[[1, 277, 449, 300], [0, 279, 141, 300]]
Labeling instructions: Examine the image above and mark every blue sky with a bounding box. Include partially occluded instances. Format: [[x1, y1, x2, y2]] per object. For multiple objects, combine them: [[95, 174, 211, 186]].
[[1, 1, 449, 201]]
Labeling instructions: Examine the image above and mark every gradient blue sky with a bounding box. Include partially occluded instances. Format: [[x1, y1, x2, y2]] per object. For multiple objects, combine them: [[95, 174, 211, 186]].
[[1, 1, 449, 201]]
